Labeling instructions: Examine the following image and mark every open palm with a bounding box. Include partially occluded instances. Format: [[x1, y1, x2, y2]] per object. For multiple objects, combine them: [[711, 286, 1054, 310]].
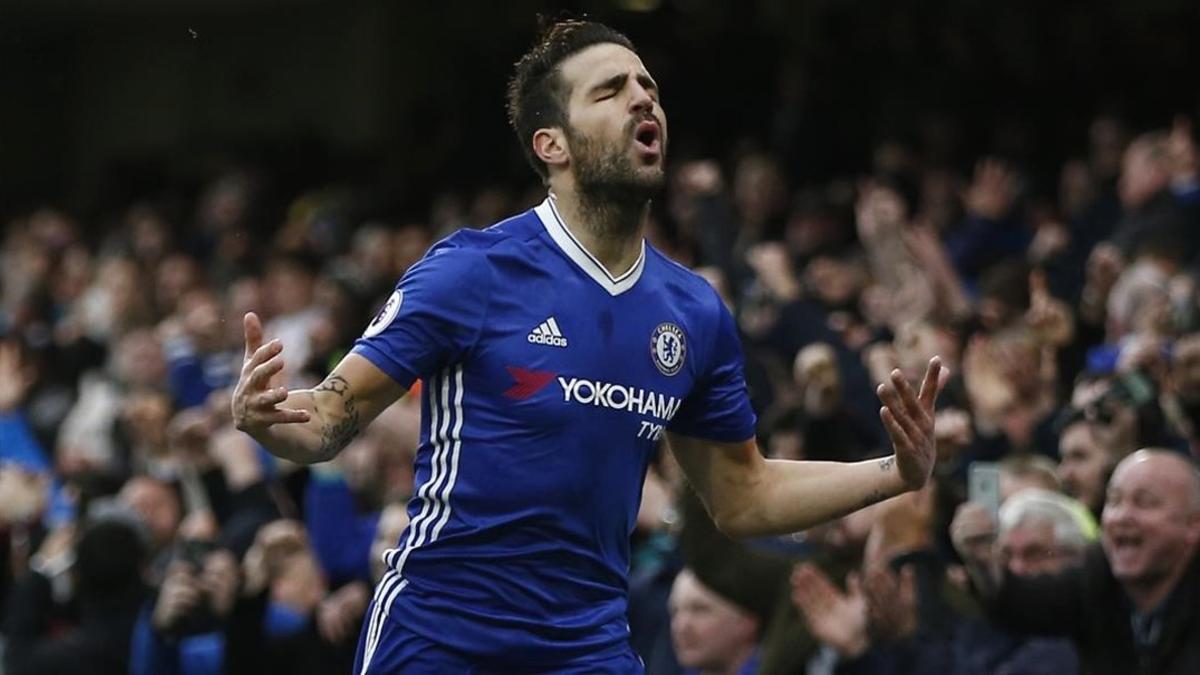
[[876, 357, 944, 491]]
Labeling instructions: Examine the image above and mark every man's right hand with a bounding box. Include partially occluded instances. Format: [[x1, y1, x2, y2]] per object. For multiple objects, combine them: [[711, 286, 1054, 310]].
[[232, 312, 310, 437]]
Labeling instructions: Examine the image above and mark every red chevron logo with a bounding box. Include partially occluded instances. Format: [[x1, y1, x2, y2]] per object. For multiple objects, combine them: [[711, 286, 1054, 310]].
[[503, 366, 557, 400]]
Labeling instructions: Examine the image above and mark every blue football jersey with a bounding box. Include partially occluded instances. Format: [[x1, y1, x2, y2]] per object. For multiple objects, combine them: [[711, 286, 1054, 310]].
[[350, 196, 756, 667]]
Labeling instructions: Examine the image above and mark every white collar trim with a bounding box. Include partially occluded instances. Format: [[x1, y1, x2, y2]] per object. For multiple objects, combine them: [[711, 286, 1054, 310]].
[[534, 196, 646, 296]]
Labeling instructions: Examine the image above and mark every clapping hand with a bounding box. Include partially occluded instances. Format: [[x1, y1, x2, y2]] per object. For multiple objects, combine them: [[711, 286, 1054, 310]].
[[791, 562, 869, 658]]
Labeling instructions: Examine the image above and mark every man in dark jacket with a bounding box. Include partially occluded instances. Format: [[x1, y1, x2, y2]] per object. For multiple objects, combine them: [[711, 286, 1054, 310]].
[[953, 449, 1200, 675], [4, 517, 148, 675]]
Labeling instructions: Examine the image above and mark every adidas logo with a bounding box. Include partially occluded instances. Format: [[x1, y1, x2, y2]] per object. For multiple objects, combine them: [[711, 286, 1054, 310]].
[[527, 317, 568, 348]]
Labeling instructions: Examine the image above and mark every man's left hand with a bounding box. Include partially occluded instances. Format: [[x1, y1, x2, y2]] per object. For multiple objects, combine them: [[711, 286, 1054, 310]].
[[877, 357, 944, 491]]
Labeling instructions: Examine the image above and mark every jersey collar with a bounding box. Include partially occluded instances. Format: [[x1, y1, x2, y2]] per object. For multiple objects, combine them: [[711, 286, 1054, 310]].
[[534, 196, 646, 296]]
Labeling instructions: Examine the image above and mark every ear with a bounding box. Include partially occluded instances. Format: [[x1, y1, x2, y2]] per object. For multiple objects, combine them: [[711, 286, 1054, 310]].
[[533, 128, 569, 171]]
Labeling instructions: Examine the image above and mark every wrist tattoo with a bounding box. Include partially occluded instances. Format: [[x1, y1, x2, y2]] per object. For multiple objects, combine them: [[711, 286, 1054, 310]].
[[879, 456, 895, 472], [313, 375, 359, 461]]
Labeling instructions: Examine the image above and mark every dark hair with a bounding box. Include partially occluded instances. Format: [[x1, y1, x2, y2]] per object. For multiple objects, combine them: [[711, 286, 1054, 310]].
[[978, 260, 1030, 310], [506, 18, 636, 181], [75, 518, 146, 599]]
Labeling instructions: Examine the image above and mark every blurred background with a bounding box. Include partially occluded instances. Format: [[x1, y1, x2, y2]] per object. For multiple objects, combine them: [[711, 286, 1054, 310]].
[[3, 1, 1200, 674], [4, 0, 1200, 217]]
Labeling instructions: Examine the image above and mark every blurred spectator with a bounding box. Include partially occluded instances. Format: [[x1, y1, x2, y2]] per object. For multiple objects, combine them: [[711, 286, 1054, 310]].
[[785, 342, 880, 461], [5, 516, 148, 675], [161, 290, 237, 411], [953, 449, 1200, 675], [997, 454, 1062, 502], [669, 568, 761, 675], [1164, 333, 1200, 457], [261, 253, 322, 380], [995, 488, 1089, 578]]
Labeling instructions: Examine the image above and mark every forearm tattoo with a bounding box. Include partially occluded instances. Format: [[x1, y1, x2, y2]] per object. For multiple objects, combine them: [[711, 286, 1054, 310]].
[[878, 456, 895, 473], [827, 487, 889, 523], [857, 489, 887, 511], [313, 374, 359, 461]]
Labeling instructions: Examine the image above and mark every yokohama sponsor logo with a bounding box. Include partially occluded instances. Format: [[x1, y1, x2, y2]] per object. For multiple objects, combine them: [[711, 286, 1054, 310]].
[[557, 376, 681, 422]]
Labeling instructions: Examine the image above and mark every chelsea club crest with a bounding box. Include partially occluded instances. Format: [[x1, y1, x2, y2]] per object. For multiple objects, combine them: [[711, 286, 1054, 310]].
[[650, 322, 686, 376]]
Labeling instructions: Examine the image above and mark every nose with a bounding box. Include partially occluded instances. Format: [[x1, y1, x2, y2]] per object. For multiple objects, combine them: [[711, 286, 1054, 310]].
[[629, 82, 654, 115]]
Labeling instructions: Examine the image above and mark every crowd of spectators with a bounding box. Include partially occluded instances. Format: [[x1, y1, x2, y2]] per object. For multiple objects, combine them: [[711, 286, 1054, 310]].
[[2, 105, 1199, 675]]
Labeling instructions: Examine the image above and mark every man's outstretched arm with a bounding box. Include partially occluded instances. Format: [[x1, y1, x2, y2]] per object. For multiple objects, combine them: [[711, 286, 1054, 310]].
[[232, 312, 404, 464], [669, 358, 943, 538]]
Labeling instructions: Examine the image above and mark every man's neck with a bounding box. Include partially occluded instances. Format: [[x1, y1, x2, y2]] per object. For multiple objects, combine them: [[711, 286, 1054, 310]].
[[550, 182, 647, 277]]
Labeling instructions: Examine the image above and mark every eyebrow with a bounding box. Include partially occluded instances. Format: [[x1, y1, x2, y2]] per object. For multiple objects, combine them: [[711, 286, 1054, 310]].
[[588, 72, 658, 96]]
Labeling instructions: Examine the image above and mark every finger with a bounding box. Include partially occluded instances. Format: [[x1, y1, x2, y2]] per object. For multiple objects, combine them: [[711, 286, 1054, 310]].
[[792, 561, 816, 581], [244, 312, 264, 360], [791, 565, 818, 594], [257, 408, 311, 425], [879, 383, 924, 443], [916, 356, 943, 408], [890, 369, 927, 422], [251, 387, 290, 409], [880, 405, 914, 452], [243, 339, 283, 376], [248, 354, 286, 389], [846, 571, 864, 599], [803, 565, 838, 596], [791, 577, 824, 612]]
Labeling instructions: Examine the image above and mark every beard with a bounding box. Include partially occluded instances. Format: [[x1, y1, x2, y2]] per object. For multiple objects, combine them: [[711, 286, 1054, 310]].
[[566, 119, 665, 226]]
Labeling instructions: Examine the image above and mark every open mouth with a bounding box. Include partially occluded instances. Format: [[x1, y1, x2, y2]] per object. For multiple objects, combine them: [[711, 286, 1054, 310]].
[[633, 120, 661, 156], [1109, 533, 1143, 557]]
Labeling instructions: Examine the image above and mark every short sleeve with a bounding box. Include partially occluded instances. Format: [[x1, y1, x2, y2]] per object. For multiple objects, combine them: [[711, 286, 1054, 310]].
[[668, 300, 757, 443], [350, 243, 491, 387]]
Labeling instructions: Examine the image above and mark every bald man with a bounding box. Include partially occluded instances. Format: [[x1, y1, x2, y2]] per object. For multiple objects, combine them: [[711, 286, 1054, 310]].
[[953, 449, 1200, 675]]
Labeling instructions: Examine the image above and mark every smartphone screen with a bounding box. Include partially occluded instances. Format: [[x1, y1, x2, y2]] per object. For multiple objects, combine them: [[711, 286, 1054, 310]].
[[968, 462, 1002, 520]]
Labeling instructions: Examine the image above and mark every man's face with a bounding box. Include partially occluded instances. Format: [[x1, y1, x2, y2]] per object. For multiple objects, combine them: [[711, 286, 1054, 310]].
[[1101, 453, 1200, 587], [1057, 422, 1111, 512], [794, 343, 841, 418], [669, 570, 757, 672], [119, 477, 182, 550], [557, 43, 668, 202], [1118, 140, 1167, 209], [999, 521, 1079, 577]]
